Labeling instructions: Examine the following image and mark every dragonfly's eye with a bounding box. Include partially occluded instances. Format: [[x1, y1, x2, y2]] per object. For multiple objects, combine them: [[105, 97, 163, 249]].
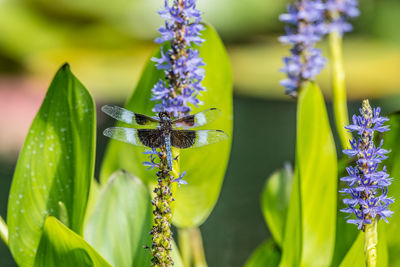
[[159, 111, 170, 120]]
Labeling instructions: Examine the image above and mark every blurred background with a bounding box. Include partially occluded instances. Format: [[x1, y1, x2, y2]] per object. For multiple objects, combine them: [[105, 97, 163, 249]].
[[0, 0, 399, 266]]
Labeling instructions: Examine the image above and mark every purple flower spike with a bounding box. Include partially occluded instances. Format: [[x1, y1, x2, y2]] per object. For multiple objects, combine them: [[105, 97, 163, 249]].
[[147, 2, 202, 264], [279, 0, 360, 96], [152, 0, 205, 117], [325, 0, 360, 35], [279, 0, 327, 97], [340, 100, 394, 231]]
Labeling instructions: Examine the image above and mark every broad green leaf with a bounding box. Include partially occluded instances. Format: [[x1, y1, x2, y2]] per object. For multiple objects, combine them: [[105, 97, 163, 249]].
[[279, 163, 301, 267], [378, 224, 388, 267], [83, 179, 101, 228], [245, 239, 281, 267], [280, 82, 337, 267], [380, 111, 400, 266], [261, 165, 293, 247], [100, 23, 233, 227], [34, 216, 110, 267], [84, 170, 152, 267], [339, 233, 364, 267], [297, 82, 337, 266], [7, 64, 96, 266]]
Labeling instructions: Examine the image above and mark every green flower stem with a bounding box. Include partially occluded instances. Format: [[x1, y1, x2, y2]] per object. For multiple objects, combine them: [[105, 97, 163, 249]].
[[178, 228, 192, 267], [0, 215, 8, 247], [178, 227, 207, 267], [364, 218, 378, 267], [329, 31, 352, 149], [151, 147, 174, 266], [191, 227, 207, 267]]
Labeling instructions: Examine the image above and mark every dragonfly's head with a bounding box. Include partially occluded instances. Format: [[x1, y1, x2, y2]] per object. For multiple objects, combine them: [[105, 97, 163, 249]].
[[159, 111, 170, 122]]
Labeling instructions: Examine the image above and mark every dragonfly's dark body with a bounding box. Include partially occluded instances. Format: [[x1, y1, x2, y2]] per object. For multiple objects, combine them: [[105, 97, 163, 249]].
[[156, 112, 174, 170], [102, 105, 228, 170]]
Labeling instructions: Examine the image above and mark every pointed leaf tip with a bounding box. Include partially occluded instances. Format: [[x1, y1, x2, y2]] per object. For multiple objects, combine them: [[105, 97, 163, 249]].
[[61, 63, 71, 70]]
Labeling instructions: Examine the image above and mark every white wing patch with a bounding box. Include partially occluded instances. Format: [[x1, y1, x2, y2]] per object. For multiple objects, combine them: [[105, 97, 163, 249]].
[[125, 129, 139, 145], [193, 108, 222, 127], [197, 131, 208, 146], [103, 127, 145, 147], [121, 110, 134, 125], [101, 105, 135, 124], [196, 112, 207, 126], [191, 130, 228, 148]]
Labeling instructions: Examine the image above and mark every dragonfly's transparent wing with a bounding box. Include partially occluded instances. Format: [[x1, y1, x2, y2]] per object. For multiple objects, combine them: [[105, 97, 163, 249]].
[[172, 108, 222, 128], [171, 129, 228, 149], [101, 105, 159, 126], [103, 127, 164, 148]]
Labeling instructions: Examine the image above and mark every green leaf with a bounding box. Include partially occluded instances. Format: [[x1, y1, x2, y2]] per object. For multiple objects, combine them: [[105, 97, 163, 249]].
[[34, 216, 110, 267], [83, 179, 101, 228], [297, 82, 337, 266], [245, 239, 281, 267], [84, 170, 152, 267], [279, 164, 301, 267], [7, 64, 96, 266], [378, 224, 388, 267], [100, 23, 233, 227], [261, 165, 293, 247], [380, 111, 400, 265], [280, 82, 337, 266], [338, 225, 388, 267], [171, 240, 184, 267], [339, 233, 364, 267]]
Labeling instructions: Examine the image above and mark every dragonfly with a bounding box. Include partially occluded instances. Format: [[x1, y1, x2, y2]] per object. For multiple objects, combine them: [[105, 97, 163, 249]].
[[102, 105, 229, 170]]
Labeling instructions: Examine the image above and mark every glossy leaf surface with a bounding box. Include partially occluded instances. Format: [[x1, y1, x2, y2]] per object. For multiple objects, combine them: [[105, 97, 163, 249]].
[[279, 165, 301, 267], [280, 82, 337, 267], [34, 216, 110, 267], [84, 170, 152, 267], [100, 24, 233, 228], [261, 165, 293, 247], [339, 233, 364, 267], [7, 64, 96, 266], [297, 82, 337, 266], [245, 240, 281, 267]]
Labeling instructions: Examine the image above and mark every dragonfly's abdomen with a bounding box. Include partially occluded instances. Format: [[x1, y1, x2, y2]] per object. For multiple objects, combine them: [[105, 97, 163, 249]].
[[165, 135, 173, 170]]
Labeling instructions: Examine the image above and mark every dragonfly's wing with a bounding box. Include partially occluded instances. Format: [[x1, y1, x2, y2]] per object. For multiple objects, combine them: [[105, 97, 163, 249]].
[[171, 129, 228, 149], [172, 108, 222, 128], [103, 127, 164, 148], [101, 105, 159, 127]]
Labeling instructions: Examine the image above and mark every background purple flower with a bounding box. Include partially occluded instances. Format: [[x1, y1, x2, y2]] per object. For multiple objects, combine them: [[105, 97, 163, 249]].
[[279, 0, 360, 96], [340, 100, 394, 230], [279, 0, 327, 97], [325, 0, 360, 35]]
